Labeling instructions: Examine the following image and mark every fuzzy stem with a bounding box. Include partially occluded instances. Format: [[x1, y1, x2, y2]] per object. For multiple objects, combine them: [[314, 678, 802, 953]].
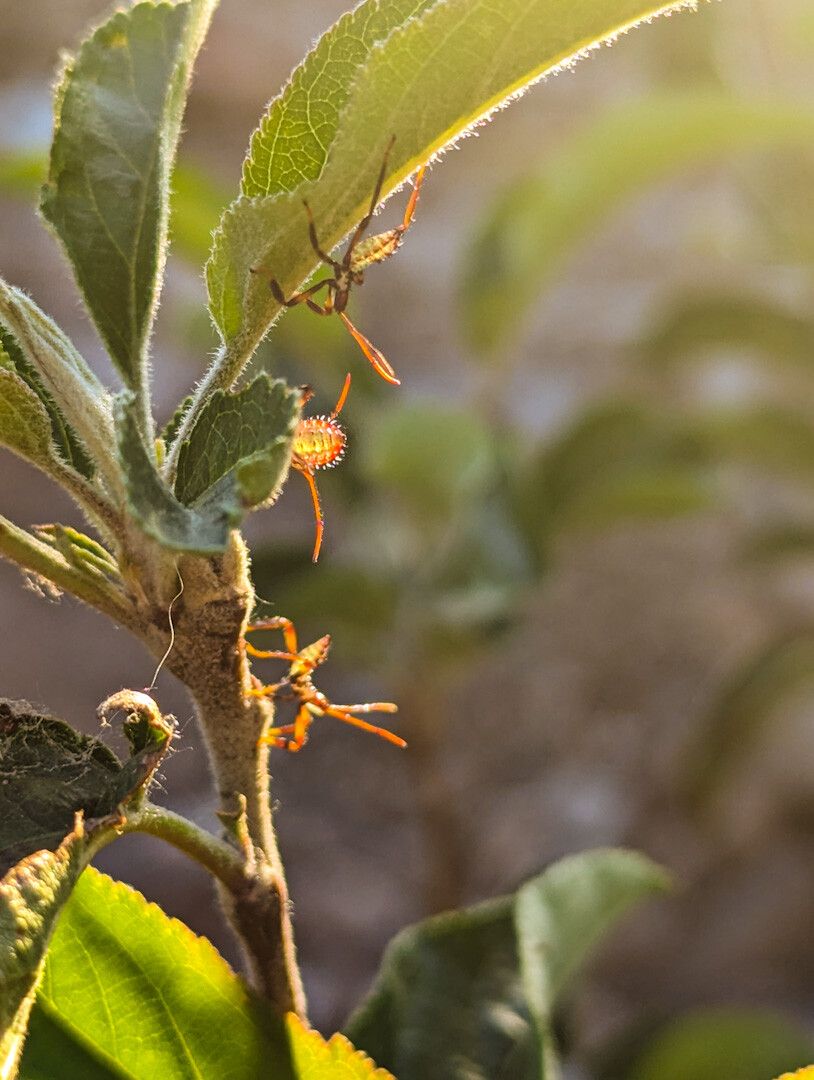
[[163, 537, 306, 1017]]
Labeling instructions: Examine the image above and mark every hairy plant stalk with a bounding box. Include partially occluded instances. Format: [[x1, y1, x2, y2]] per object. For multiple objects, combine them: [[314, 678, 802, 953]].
[[156, 534, 306, 1017]]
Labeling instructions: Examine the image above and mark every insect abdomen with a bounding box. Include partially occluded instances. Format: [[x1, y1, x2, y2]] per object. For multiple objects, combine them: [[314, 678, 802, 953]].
[[349, 230, 401, 272], [294, 417, 346, 469]]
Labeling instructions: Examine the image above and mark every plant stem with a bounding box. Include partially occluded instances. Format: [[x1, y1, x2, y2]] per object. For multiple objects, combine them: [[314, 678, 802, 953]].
[[123, 804, 247, 892], [162, 537, 306, 1017]]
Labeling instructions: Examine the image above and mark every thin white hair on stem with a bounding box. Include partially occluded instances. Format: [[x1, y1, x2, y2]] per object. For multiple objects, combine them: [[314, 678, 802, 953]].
[[149, 564, 185, 691]]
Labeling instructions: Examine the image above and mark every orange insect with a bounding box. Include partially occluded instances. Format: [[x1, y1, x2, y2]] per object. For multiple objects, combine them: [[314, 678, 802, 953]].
[[252, 137, 426, 386], [292, 372, 351, 563], [245, 616, 405, 752]]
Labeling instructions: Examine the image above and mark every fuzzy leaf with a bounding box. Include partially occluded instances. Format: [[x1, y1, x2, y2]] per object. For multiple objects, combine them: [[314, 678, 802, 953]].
[[208, 0, 696, 359], [41, 0, 218, 390], [242, 0, 436, 197], [21, 869, 295, 1080], [0, 282, 114, 486], [174, 373, 300, 508], [115, 393, 236, 552], [0, 328, 94, 478], [0, 367, 61, 473], [346, 848, 668, 1080], [462, 94, 814, 352], [0, 822, 85, 1080]]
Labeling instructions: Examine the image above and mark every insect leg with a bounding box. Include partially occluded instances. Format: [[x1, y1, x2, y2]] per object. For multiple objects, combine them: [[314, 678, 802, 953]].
[[330, 373, 352, 418], [302, 201, 342, 271], [257, 722, 296, 749], [400, 165, 427, 232], [247, 616, 299, 654], [324, 705, 406, 748], [339, 312, 400, 385], [343, 135, 397, 268], [299, 468, 325, 563]]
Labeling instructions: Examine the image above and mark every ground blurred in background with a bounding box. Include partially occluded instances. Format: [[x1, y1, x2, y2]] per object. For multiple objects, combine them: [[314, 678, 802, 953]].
[[1, 0, 814, 1073]]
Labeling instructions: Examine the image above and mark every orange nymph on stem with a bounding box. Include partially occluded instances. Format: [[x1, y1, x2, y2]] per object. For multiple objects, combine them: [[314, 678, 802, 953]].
[[244, 616, 405, 752]]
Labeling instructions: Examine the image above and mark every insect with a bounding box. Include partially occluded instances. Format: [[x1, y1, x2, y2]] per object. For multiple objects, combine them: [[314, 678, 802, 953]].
[[292, 372, 351, 563], [245, 616, 405, 752], [252, 137, 427, 386]]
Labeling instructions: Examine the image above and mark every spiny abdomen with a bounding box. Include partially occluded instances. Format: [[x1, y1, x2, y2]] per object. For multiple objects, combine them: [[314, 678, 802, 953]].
[[293, 417, 346, 469]]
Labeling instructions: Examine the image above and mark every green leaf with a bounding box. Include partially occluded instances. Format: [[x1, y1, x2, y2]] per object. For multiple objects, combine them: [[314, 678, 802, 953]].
[[0, 150, 228, 270], [174, 373, 300, 508], [0, 281, 115, 488], [0, 327, 94, 479], [115, 393, 236, 553], [360, 401, 495, 518], [681, 635, 814, 809], [515, 849, 671, 1078], [346, 848, 669, 1080], [0, 694, 172, 1077], [41, 0, 218, 391], [21, 868, 296, 1080], [462, 94, 814, 352], [0, 366, 62, 474], [640, 293, 814, 371], [242, 0, 436, 197], [512, 402, 712, 567], [0, 697, 171, 877], [208, 0, 697, 363], [628, 1008, 814, 1080], [286, 1015, 395, 1080], [0, 823, 86, 1079]]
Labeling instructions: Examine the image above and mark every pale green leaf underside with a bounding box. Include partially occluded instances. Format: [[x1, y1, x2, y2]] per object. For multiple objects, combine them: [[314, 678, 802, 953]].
[[0, 280, 115, 488], [0, 365, 61, 473], [242, 0, 435, 197], [41, 0, 217, 390], [174, 373, 300, 507], [116, 394, 236, 552], [462, 94, 814, 352], [514, 849, 670, 1077], [208, 0, 697, 361], [22, 869, 294, 1080]]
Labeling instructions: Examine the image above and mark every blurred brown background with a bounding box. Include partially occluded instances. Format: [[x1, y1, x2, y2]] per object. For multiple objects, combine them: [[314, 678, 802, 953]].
[[1, 0, 813, 1072]]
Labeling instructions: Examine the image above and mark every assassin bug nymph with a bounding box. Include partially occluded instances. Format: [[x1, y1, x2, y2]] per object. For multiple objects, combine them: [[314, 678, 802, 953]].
[[252, 137, 427, 386], [245, 616, 405, 752], [292, 372, 351, 562]]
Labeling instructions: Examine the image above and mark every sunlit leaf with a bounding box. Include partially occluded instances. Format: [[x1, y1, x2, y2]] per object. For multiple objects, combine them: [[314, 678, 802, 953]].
[[462, 95, 814, 353], [208, 0, 697, 365], [286, 1015, 394, 1080], [21, 869, 295, 1080]]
